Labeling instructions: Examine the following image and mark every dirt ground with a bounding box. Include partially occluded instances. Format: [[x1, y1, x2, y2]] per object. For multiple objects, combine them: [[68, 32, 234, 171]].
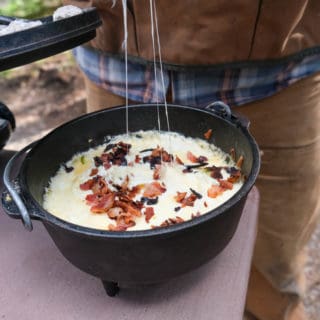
[[0, 53, 86, 150], [1, 52, 319, 319]]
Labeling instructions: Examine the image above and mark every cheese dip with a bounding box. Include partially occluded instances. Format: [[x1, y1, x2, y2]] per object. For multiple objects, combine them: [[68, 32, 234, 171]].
[[43, 130, 244, 231]]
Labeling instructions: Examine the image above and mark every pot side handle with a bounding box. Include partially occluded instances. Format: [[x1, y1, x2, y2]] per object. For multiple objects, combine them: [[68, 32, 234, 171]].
[[205, 101, 250, 129], [2, 141, 39, 231]]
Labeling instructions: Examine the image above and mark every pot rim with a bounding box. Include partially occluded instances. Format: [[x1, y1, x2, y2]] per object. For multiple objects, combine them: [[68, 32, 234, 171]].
[[20, 103, 260, 239]]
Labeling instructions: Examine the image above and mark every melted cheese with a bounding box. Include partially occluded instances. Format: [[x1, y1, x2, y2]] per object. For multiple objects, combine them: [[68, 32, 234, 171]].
[[43, 130, 243, 231]]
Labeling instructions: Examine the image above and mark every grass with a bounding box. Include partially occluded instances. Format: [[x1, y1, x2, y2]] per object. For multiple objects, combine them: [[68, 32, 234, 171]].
[[0, 0, 62, 19]]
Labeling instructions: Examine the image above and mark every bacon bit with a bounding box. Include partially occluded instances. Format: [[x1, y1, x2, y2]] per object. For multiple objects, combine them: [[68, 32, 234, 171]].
[[230, 148, 236, 161], [181, 193, 198, 207], [125, 221, 136, 228], [162, 151, 173, 162], [143, 147, 173, 168], [128, 185, 143, 199], [117, 212, 136, 226], [100, 141, 131, 168], [143, 155, 161, 169], [125, 219, 136, 228], [219, 179, 233, 190], [191, 212, 201, 219], [90, 192, 114, 208], [94, 156, 103, 167], [90, 193, 115, 213], [135, 155, 141, 163], [204, 129, 213, 140], [90, 207, 108, 214], [153, 165, 161, 180], [236, 155, 244, 168], [187, 151, 198, 163], [198, 155, 208, 163], [145, 207, 155, 223], [175, 216, 185, 223], [90, 168, 98, 176], [91, 176, 109, 194], [143, 182, 166, 198], [227, 167, 242, 183], [81, 159, 146, 231], [186, 151, 208, 164], [175, 156, 184, 165], [159, 216, 185, 227], [97, 202, 140, 227], [207, 180, 234, 199], [174, 191, 187, 203], [85, 193, 100, 204], [81, 176, 141, 229], [208, 165, 223, 180], [207, 185, 225, 198], [107, 207, 123, 219], [115, 200, 142, 217], [100, 153, 110, 163], [121, 175, 130, 192], [107, 205, 137, 230], [150, 147, 161, 158], [103, 162, 111, 170], [174, 191, 198, 207], [160, 220, 173, 227], [108, 223, 128, 231], [204, 201, 208, 208], [151, 147, 172, 162], [80, 178, 95, 190]]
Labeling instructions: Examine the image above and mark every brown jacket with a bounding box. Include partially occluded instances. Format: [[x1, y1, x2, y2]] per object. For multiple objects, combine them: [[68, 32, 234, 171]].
[[64, 0, 320, 68]]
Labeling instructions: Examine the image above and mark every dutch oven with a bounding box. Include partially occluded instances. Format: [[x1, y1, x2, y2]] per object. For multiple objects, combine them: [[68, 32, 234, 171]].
[[2, 102, 260, 296]]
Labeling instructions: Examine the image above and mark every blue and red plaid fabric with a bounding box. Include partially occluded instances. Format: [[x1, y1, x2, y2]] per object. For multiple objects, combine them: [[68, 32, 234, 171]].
[[73, 46, 320, 107]]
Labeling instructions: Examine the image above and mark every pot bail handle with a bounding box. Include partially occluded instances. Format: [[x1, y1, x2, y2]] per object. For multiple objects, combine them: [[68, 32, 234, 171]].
[[3, 141, 38, 231], [205, 101, 250, 129], [205, 101, 232, 121]]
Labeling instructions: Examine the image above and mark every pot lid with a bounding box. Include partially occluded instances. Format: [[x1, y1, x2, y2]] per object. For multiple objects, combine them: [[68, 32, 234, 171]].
[[0, 7, 102, 72]]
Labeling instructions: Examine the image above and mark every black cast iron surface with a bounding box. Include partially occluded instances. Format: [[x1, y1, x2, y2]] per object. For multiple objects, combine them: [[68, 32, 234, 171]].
[[2, 104, 260, 290], [0, 8, 101, 71]]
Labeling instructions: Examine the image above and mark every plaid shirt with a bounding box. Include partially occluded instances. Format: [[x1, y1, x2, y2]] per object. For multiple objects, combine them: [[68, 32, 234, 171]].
[[73, 46, 320, 107]]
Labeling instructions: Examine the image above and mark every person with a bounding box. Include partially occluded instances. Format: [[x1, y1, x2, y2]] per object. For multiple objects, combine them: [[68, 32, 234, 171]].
[[63, 1, 320, 319]]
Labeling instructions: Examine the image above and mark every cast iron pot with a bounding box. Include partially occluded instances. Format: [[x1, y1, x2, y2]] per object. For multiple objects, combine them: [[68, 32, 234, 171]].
[[2, 103, 260, 296]]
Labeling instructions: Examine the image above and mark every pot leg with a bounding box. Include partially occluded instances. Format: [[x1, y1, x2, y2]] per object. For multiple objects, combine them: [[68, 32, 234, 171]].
[[102, 280, 119, 297]]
